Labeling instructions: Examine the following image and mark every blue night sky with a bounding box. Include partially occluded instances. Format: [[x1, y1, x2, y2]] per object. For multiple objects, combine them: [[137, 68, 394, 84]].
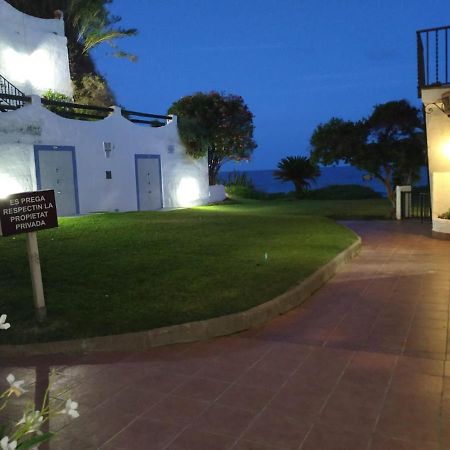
[[92, 0, 448, 171]]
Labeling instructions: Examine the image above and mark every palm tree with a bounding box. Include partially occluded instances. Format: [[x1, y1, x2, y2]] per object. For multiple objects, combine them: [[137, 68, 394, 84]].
[[274, 156, 321, 197]]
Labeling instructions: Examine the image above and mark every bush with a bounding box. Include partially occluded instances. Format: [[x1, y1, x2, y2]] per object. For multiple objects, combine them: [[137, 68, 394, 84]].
[[42, 89, 72, 116], [303, 184, 381, 200], [220, 171, 255, 188], [439, 210, 450, 219], [73, 74, 115, 107]]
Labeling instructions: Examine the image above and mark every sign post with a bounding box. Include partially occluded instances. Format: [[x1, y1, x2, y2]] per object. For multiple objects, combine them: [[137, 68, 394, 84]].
[[26, 231, 47, 321], [0, 190, 58, 321]]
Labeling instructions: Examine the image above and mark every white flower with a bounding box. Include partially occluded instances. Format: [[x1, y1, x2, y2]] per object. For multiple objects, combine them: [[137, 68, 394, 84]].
[[60, 399, 79, 419], [6, 374, 26, 397], [0, 315, 10, 330], [17, 410, 43, 433], [0, 436, 17, 450]]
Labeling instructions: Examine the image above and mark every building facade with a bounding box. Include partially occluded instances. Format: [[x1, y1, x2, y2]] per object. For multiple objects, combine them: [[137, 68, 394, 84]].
[[0, 0, 215, 216]]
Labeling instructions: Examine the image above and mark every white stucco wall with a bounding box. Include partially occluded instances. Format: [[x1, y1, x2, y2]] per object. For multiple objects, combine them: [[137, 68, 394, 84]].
[[0, 99, 209, 214], [209, 185, 227, 203], [421, 87, 450, 234], [0, 0, 72, 97]]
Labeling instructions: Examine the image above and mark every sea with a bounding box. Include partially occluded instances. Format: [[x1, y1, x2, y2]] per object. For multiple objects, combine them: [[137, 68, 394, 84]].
[[220, 166, 429, 196]]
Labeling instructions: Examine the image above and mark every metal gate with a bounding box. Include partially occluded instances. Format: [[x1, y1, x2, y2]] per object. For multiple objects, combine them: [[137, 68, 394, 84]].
[[407, 191, 431, 221]]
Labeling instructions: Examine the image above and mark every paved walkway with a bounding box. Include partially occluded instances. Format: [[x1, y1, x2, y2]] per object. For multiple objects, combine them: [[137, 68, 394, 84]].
[[2, 220, 450, 449]]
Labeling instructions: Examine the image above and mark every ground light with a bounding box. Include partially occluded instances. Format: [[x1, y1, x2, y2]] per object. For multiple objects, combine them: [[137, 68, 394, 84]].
[[176, 176, 201, 206], [0, 174, 24, 199]]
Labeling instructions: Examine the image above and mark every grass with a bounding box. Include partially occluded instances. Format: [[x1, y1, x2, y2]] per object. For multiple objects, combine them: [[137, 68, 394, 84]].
[[0, 198, 389, 344]]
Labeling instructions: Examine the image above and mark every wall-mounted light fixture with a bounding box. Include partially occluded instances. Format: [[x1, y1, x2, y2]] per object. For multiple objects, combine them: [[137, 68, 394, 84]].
[[442, 92, 450, 113], [103, 142, 113, 158]]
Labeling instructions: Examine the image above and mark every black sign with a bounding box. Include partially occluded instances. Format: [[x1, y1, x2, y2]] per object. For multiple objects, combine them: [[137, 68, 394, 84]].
[[0, 190, 58, 237]]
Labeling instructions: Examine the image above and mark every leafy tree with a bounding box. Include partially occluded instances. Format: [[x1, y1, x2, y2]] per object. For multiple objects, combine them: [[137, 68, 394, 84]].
[[5, 0, 137, 87], [273, 156, 321, 197], [310, 100, 425, 208], [168, 92, 257, 185]]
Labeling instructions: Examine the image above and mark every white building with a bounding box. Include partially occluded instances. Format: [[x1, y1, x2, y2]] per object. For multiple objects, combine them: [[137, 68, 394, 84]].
[[0, 0, 72, 97], [418, 26, 450, 237], [0, 0, 217, 216]]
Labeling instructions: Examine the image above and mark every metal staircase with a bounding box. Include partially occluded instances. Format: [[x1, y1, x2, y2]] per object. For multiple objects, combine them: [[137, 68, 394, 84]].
[[0, 74, 26, 111]]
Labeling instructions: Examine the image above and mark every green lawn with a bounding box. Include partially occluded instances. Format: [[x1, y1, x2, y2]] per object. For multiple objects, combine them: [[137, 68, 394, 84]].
[[0, 198, 389, 344]]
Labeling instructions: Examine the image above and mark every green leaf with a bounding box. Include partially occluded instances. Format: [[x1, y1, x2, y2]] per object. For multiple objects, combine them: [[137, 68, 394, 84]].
[[17, 432, 54, 450]]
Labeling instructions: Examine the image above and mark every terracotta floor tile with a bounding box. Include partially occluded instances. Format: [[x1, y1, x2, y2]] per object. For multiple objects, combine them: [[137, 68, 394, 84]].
[[300, 425, 370, 450], [396, 356, 444, 377], [242, 408, 310, 450], [173, 377, 230, 401], [269, 383, 330, 421], [289, 347, 353, 390], [252, 351, 307, 374], [191, 403, 255, 437], [318, 379, 386, 433], [389, 372, 443, 396], [216, 384, 274, 412], [144, 394, 209, 425], [101, 418, 183, 450], [376, 392, 441, 444], [59, 403, 136, 449], [233, 440, 281, 450], [341, 351, 397, 387], [98, 385, 163, 416], [62, 377, 128, 409], [235, 367, 290, 392], [196, 360, 247, 383], [370, 434, 438, 450], [165, 428, 235, 450], [138, 368, 190, 394]]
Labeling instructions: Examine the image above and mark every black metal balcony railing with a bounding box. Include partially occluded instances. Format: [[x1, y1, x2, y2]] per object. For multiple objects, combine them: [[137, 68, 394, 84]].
[[0, 74, 26, 110], [0, 93, 172, 126], [417, 25, 450, 96]]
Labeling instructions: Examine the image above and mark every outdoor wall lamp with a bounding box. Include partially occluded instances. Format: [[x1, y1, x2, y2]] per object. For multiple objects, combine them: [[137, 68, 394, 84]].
[[103, 142, 113, 158], [425, 92, 450, 117]]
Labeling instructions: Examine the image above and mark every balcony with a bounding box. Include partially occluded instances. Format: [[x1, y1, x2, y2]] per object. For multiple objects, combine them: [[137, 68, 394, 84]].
[[417, 25, 450, 96]]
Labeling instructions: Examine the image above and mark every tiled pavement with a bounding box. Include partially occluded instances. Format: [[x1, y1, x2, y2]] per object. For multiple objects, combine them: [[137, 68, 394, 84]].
[[2, 220, 450, 449]]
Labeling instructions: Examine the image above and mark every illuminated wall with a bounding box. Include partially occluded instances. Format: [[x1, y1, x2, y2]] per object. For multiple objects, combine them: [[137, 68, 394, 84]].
[[0, 98, 209, 212], [0, 0, 72, 97], [421, 87, 450, 235]]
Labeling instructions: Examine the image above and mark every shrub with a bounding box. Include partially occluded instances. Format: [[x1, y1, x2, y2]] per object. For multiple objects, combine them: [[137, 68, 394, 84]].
[[42, 89, 72, 116], [303, 184, 381, 200], [73, 74, 115, 107], [439, 210, 450, 219], [220, 171, 254, 188]]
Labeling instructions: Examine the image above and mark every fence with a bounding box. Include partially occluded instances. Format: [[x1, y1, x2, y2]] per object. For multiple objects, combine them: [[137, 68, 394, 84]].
[[0, 93, 172, 126], [417, 25, 450, 96]]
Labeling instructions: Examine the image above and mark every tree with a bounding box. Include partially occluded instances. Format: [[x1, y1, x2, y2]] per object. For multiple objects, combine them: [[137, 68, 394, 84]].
[[5, 0, 137, 89], [168, 92, 257, 185], [273, 156, 321, 197], [310, 100, 425, 209]]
